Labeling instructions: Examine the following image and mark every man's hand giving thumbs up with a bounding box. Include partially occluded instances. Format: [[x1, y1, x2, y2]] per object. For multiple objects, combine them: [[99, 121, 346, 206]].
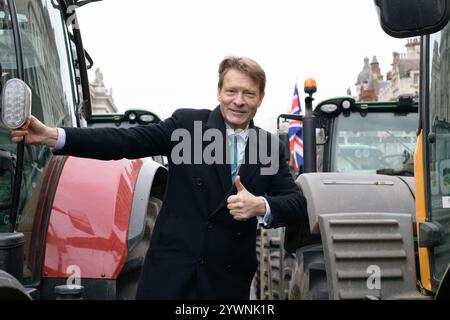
[[226, 175, 267, 221]]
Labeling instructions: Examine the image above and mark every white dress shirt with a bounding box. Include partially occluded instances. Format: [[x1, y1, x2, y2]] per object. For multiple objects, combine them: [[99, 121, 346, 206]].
[[54, 128, 66, 151], [225, 123, 272, 226]]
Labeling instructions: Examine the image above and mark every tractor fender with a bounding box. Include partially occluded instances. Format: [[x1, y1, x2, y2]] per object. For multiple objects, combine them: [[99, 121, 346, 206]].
[[42, 156, 147, 280], [289, 172, 419, 299], [127, 158, 167, 252], [285, 173, 416, 252], [296, 172, 416, 234]]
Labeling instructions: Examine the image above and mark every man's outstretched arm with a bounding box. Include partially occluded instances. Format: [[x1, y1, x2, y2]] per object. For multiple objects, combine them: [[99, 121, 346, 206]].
[[12, 111, 183, 160]]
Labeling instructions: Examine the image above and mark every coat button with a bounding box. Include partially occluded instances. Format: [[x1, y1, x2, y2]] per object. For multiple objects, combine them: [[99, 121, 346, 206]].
[[199, 258, 205, 265], [226, 264, 232, 270], [207, 223, 213, 229], [195, 178, 204, 187], [236, 231, 242, 237]]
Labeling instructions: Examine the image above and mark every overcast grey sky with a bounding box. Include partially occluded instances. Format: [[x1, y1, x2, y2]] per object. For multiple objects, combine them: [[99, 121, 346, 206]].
[[76, 0, 408, 131]]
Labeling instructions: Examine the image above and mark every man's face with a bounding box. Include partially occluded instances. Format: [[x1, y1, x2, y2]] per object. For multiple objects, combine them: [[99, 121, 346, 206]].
[[218, 69, 265, 130]]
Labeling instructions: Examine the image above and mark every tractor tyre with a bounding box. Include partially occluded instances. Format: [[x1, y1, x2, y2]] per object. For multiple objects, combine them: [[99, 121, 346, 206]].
[[253, 233, 262, 299], [268, 241, 296, 300], [289, 244, 329, 300], [0, 271, 31, 300], [269, 250, 281, 300], [282, 252, 296, 300], [252, 229, 270, 299], [116, 196, 162, 300]]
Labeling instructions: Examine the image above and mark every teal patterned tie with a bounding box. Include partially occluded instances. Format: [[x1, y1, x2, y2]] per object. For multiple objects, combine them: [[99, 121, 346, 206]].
[[231, 134, 238, 183]]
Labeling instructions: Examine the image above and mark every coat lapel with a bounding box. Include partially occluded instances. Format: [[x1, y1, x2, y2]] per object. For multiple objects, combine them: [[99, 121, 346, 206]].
[[207, 114, 261, 220], [206, 106, 231, 195], [237, 122, 260, 189], [236, 157, 259, 191]]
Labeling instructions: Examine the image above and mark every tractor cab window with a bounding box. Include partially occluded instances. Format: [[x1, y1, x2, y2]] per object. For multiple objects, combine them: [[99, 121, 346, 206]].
[[332, 112, 417, 175], [15, 0, 77, 127], [0, 0, 18, 80], [0, 0, 19, 228], [428, 23, 450, 282]]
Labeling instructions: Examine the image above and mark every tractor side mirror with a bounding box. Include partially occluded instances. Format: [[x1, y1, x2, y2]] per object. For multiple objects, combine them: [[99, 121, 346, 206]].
[[374, 0, 450, 38]]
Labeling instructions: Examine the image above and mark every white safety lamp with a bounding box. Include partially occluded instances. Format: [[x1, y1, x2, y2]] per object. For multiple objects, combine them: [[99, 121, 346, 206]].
[[1, 79, 32, 129], [341, 99, 352, 110], [128, 112, 137, 121], [320, 104, 338, 114], [139, 114, 154, 124]]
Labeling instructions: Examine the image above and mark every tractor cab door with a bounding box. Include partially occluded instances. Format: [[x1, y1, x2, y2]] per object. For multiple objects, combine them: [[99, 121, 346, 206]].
[[0, 0, 20, 216], [1, 0, 79, 288], [422, 21, 450, 293], [375, 0, 450, 295]]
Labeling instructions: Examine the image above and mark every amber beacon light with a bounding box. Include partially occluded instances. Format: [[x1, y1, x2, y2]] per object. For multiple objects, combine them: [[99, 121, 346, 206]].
[[304, 78, 317, 96]]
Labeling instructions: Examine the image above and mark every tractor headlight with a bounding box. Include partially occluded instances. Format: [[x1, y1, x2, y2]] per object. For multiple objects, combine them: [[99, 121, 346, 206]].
[[128, 112, 137, 121], [1, 79, 32, 129], [320, 103, 338, 114], [341, 99, 352, 110], [139, 114, 154, 124]]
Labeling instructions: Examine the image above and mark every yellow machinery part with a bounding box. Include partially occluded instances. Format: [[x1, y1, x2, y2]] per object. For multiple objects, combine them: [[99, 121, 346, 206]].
[[415, 130, 432, 291]]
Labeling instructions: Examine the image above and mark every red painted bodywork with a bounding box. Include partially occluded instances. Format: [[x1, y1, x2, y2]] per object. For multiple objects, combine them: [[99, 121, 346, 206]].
[[42, 156, 143, 279]]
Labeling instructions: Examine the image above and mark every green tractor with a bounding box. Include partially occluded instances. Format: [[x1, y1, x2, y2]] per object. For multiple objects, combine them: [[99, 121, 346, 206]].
[[255, 95, 418, 300], [262, 0, 450, 300]]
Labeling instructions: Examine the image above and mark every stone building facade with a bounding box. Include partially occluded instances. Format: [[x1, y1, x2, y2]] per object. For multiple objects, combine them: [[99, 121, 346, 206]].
[[90, 68, 119, 114], [355, 38, 420, 102]]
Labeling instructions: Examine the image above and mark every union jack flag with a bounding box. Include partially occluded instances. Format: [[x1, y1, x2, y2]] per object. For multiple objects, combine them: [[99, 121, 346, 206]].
[[288, 83, 303, 174]]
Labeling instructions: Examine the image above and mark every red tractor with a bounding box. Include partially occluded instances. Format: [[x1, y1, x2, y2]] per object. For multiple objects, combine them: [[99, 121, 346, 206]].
[[0, 0, 167, 299]]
